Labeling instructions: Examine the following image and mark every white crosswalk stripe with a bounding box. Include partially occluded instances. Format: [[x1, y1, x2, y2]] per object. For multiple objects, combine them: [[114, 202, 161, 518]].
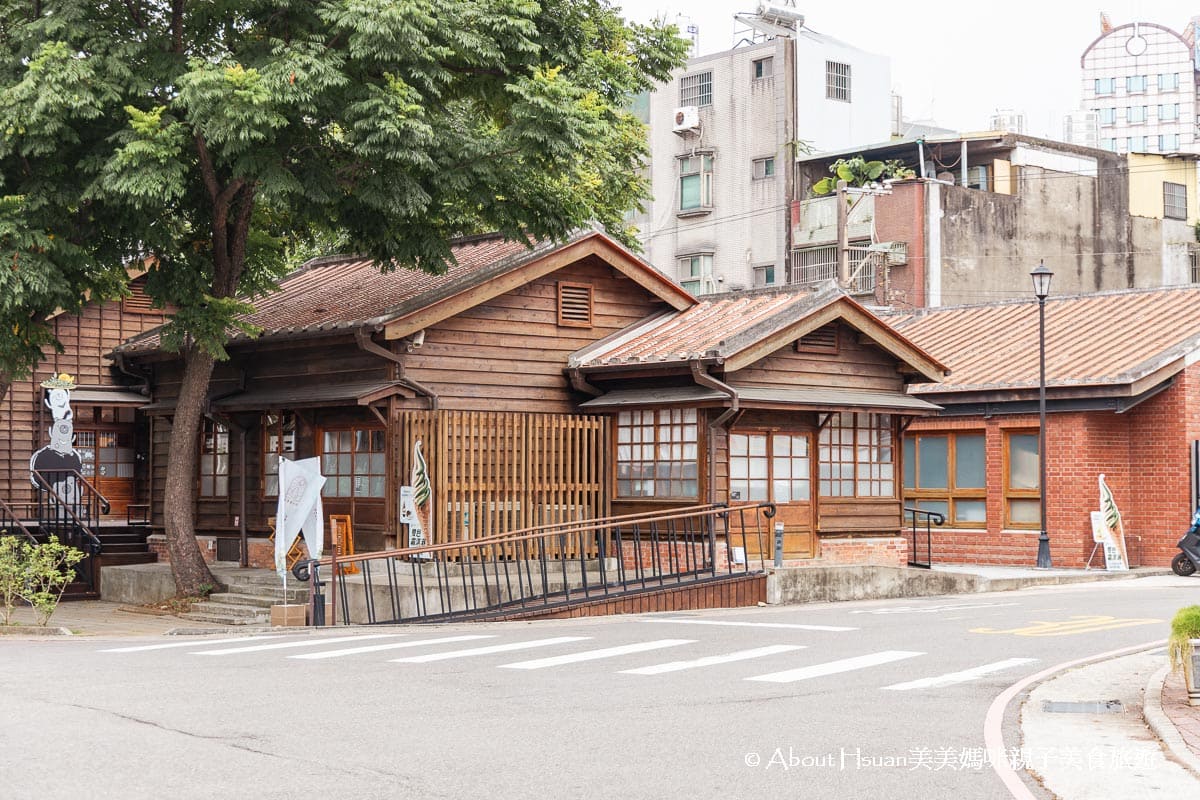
[[100, 635, 287, 653], [390, 636, 591, 663], [288, 635, 497, 660], [191, 633, 405, 656], [620, 644, 806, 675], [642, 618, 856, 632], [746, 650, 924, 683], [881, 658, 1038, 691], [499, 639, 695, 670]]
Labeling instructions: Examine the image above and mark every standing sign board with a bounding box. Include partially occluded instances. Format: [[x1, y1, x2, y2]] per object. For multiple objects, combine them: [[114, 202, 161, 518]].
[[1093, 473, 1130, 571]]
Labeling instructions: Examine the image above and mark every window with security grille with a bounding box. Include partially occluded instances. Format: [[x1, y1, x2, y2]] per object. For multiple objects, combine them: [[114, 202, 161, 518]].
[[826, 61, 851, 102], [679, 71, 712, 107], [1164, 182, 1187, 220]]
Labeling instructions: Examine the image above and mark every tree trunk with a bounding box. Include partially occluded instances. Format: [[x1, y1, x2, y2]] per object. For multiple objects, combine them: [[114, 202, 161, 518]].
[[162, 346, 218, 596]]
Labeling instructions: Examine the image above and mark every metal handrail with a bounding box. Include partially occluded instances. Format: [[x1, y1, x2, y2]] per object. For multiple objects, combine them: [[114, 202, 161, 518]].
[[903, 506, 945, 569], [295, 502, 777, 626], [31, 470, 105, 555], [0, 496, 38, 544]]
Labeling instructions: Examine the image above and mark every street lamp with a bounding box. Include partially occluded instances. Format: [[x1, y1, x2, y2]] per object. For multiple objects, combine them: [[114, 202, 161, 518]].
[[1031, 261, 1053, 569]]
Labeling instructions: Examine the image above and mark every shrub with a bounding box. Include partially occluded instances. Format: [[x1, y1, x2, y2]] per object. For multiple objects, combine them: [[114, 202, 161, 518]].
[[0, 536, 27, 625], [1168, 605, 1200, 678], [0, 536, 86, 626]]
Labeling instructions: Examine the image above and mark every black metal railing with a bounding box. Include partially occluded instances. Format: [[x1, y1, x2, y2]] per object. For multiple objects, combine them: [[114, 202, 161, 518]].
[[293, 502, 776, 625], [904, 506, 945, 569], [0, 496, 38, 545], [31, 469, 108, 591]]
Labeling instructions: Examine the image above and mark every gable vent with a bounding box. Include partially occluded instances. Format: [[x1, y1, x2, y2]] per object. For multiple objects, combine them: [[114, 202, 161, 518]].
[[123, 275, 157, 315], [557, 282, 594, 328], [795, 324, 839, 354]]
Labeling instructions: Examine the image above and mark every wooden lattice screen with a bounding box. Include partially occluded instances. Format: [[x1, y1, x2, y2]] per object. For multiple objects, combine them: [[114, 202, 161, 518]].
[[393, 410, 610, 551]]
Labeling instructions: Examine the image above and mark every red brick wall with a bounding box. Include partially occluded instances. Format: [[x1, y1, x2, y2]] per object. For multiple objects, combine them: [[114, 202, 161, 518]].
[[780, 535, 908, 568], [872, 180, 926, 309], [908, 367, 1200, 568]]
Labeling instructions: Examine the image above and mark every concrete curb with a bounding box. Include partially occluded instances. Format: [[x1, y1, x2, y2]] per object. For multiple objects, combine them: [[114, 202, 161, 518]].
[[0, 625, 73, 636], [1143, 664, 1200, 779]]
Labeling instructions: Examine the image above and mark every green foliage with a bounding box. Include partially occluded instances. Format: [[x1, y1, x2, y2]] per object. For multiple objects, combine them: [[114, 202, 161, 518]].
[[0, 535, 86, 626], [23, 536, 85, 625], [0, 0, 689, 368], [811, 156, 916, 196], [1169, 605, 1200, 675], [0, 535, 24, 625]]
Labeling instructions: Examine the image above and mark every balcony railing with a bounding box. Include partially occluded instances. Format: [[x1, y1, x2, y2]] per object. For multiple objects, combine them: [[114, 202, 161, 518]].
[[788, 244, 878, 295]]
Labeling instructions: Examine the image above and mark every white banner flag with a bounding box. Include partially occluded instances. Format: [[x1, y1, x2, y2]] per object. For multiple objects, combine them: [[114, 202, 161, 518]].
[[275, 456, 326, 576]]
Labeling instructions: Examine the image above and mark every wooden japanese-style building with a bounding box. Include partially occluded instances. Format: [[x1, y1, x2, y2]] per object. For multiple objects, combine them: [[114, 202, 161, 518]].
[[101, 228, 948, 569]]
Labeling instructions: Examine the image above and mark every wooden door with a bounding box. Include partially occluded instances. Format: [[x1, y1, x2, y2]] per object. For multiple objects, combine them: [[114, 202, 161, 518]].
[[75, 428, 136, 518], [729, 429, 816, 560]]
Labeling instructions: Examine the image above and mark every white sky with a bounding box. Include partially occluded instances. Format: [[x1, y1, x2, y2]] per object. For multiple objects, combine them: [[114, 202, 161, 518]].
[[616, 0, 1196, 138]]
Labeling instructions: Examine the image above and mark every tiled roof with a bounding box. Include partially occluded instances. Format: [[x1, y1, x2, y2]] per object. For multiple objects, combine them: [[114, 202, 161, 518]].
[[570, 287, 842, 367], [117, 232, 588, 353], [889, 286, 1200, 395]]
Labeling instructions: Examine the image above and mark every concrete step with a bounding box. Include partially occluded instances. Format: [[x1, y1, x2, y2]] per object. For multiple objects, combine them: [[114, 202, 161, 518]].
[[220, 584, 310, 603], [188, 600, 273, 618], [177, 611, 268, 626], [206, 592, 279, 609]]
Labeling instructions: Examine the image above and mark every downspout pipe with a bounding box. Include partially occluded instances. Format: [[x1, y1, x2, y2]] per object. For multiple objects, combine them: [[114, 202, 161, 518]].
[[690, 360, 739, 504], [113, 351, 151, 396], [355, 327, 439, 410]]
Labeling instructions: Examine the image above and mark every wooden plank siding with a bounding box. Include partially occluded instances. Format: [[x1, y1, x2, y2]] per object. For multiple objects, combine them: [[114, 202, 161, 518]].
[[399, 256, 669, 413], [726, 322, 905, 393], [0, 292, 165, 513]]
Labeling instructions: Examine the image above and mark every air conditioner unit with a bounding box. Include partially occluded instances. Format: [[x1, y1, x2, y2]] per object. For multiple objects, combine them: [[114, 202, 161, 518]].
[[673, 106, 699, 133]]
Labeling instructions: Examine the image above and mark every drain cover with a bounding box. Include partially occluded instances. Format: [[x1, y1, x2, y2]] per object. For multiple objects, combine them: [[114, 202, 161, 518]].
[[1042, 700, 1124, 714]]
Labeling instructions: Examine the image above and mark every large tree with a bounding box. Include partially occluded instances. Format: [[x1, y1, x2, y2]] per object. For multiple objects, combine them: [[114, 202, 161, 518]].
[[0, 1, 686, 594]]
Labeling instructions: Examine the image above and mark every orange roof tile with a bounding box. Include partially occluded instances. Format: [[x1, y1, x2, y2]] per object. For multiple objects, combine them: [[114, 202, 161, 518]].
[[571, 288, 836, 367], [889, 286, 1200, 394]]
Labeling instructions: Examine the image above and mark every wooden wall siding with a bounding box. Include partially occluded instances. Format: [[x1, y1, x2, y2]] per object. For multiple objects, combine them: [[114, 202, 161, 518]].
[[727, 322, 906, 393], [486, 574, 767, 620], [0, 296, 164, 511], [392, 410, 609, 554], [400, 256, 670, 413]]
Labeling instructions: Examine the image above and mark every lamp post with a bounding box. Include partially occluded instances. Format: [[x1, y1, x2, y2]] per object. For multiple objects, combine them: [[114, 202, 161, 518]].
[[1031, 261, 1053, 569]]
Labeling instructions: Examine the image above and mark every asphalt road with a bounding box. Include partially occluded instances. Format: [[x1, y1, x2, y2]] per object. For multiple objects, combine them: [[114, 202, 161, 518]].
[[2, 575, 1198, 800]]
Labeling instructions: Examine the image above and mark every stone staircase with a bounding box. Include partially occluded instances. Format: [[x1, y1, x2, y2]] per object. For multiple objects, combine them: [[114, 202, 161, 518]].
[[179, 571, 310, 626]]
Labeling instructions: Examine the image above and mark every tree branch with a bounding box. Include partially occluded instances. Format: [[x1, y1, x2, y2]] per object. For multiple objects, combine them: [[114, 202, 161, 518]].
[[193, 134, 220, 201], [122, 0, 145, 28], [171, 0, 184, 54]]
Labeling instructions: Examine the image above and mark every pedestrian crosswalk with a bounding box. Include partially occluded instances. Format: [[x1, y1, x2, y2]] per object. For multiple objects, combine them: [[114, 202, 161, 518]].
[[97, 629, 1038, 691]]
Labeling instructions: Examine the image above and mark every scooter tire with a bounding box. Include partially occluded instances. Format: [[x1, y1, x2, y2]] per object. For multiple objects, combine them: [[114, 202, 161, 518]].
[[1172, 553, 1197, 577]]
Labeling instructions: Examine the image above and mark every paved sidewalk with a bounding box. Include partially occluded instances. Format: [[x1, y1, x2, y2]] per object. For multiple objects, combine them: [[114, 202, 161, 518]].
[[0, 600, 266, 637], [1021, 650, 1200, 799], [1152, 668, 1200, 769]]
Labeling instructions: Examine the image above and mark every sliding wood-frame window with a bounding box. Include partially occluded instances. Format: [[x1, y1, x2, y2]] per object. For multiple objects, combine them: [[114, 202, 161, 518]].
[[818, 412, 895, 498], [615, 408, 699, 499], [902, 431, 986, 525], [199, 419, 230, 498]]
